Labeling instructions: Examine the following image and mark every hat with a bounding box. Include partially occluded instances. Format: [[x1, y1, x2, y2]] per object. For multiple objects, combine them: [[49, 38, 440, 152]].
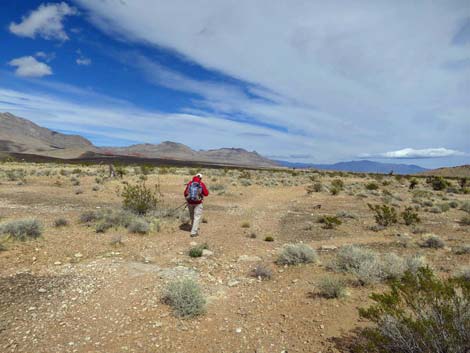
[[196, 173, 203, 179]]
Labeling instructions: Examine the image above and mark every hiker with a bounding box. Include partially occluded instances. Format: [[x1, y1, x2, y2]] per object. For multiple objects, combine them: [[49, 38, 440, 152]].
[[184, 173, 209, 237]]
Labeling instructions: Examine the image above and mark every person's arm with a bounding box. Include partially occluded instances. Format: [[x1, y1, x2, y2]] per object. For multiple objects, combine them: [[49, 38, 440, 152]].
[[184, 183, 189, 197], [201, 182, 209, 197]]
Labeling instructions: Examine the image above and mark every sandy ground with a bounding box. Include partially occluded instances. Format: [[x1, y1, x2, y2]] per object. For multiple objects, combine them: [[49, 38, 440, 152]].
[[0, 163, 469, 353]]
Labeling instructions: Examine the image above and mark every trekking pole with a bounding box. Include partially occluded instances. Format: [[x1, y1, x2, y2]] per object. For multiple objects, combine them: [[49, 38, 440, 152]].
[[170, 202, 187, 214]]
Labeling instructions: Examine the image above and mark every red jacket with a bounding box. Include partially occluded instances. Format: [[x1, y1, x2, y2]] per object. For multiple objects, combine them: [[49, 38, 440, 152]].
[[184, 176, 209, 204]]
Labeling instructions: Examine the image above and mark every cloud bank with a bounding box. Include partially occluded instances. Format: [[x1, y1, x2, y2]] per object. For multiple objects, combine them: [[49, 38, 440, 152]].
[[9, 2, 77, 41], [363, 148, 466, 159]]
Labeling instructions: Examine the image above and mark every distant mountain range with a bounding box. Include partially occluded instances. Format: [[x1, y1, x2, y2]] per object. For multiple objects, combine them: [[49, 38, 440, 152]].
[[0, 112, 277, 167], [275, 159, 428, 174]]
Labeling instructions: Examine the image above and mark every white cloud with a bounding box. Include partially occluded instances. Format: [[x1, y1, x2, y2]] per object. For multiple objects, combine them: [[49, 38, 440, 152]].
[[8, 56, 53, 78], [363, 148, 466, 159], [76, 58, 91, 66], [9, 2, 77, 41], [35, 51, 56, 62], [73, 0, 470, 161]]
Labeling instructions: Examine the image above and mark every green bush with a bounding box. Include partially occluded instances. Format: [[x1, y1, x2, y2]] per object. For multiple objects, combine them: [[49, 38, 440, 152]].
[[460, 215, 470, 226], [331, 179, 344, 190], [316, 277, 347, 299], [318, 215, 342, 229], [401, 207, 420, 226], [356, 268, 470, 353], [264, 236, 274, 242], [430, 176, 448, 191], [163, 278, 206, 317], [121, 182, 159, 215], [0, 219, 42, 241], [365, 182, 379, 191], [188, 243, 208, 258], [460, 201, 470, 213], [368, 204, 398, 227], [276, 243, 317, 265]]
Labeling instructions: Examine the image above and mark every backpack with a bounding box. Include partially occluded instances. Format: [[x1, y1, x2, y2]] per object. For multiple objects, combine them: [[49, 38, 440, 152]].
[[186, 181, 202, 202]]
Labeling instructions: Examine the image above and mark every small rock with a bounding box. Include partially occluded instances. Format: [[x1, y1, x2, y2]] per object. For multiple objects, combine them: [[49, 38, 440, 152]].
[[74, 253, 83, 258], [238, 255, 261, 262], [228, 279, 240, 287], [54, 261, 61, 265], [320, 245, 337, 251], [235, 328, 242, 333], [190, 241, 198, 246], [202, 249, 213, 256], [38, 288, 46, 293]]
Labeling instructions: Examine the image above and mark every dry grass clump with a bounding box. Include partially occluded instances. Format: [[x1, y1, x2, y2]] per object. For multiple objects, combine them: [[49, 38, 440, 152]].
[[127, 218, 150, 234], [331, 245, 427, 285], [250, 264, 273, 280], [163, 278, 206, 318], [316, 277, 347, 299], [460, 215, 470, 226], [420, 234, 445, 249], [276, 243, 317, 265], [455, 266, 470, 282], [54, 218, 69, 227], [0, 219, 42, 241]]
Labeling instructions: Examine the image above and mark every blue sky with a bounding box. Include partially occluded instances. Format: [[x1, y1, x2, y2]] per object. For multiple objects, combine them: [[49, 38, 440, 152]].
[[1, 1, 469, 168]]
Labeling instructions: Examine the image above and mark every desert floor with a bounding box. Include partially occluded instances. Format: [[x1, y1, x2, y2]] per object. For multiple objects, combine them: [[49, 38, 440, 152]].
[[0, 163, 469, 353]]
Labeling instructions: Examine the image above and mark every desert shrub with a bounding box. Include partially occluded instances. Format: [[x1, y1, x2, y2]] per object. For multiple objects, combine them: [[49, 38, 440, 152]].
[[306, 183, 323, 193], [318, 215, 342, 229], [420, 234, 445, 249], [210, 184, 225, 192], [264, 236, 274, 242], [239, 170, 251, 179], [401, 207, 420, 226], [460, 201, 470, 213], [188, 243, 208, 258], [333, 245, 376, 273], [409, 178, 419, 189], [365, 182, 379, 191], [336, 210, 358, 219], [331, 179, 344, 190], [449, 200, 459, 208], [163, 278, 206, 317], [460, 215, 470, 226], [404, 255, 427, 274], [276, 243, 317, 265], [455, 266, 470, 282], [92, 185, 100, 192], [356, 267, 470, 353], [368, 204, 398, 227], [0, 219, 42, 241], [430, 176, 449, 191], [436, 202, 451, 212], [95, 220, 113, 233], [380, 253, 406, 280], [316, 277, 347, 299], [121, 182, 159, 215], [127, 218, 150, 234], [250, 264, 273, 280], [454, 245, 470, 255], [241, 221, 250, 228], [79, 211, 98, 223], [54, 218, 69, 227]]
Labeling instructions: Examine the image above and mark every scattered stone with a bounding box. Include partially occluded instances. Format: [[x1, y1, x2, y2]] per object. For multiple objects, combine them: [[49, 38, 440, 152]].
[[228, 279, 240, 287], [238, 255, 261, 262], [38, 288, 46, 293], [235, 328, 242, 333], [54, 261, 62, 265], [202, 249, 213, 256], [319, 245, 337, 251], [74, 253, 83, 258]]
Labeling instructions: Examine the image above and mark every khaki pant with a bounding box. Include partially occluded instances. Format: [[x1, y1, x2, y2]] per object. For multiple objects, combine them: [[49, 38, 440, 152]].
[[188, 203, 203, 235]]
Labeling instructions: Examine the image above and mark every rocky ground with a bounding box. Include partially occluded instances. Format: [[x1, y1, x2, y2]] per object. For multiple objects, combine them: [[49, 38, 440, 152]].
[[0, 163, 469, 352]]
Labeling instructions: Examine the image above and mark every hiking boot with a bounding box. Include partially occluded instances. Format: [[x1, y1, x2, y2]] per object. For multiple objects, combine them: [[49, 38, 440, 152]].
[[190, 232, 199, 237]]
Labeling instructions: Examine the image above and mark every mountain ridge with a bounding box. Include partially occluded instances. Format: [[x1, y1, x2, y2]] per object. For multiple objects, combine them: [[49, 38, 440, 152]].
[[275, 159, 428, 174], [0, 112, 277, 167]]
